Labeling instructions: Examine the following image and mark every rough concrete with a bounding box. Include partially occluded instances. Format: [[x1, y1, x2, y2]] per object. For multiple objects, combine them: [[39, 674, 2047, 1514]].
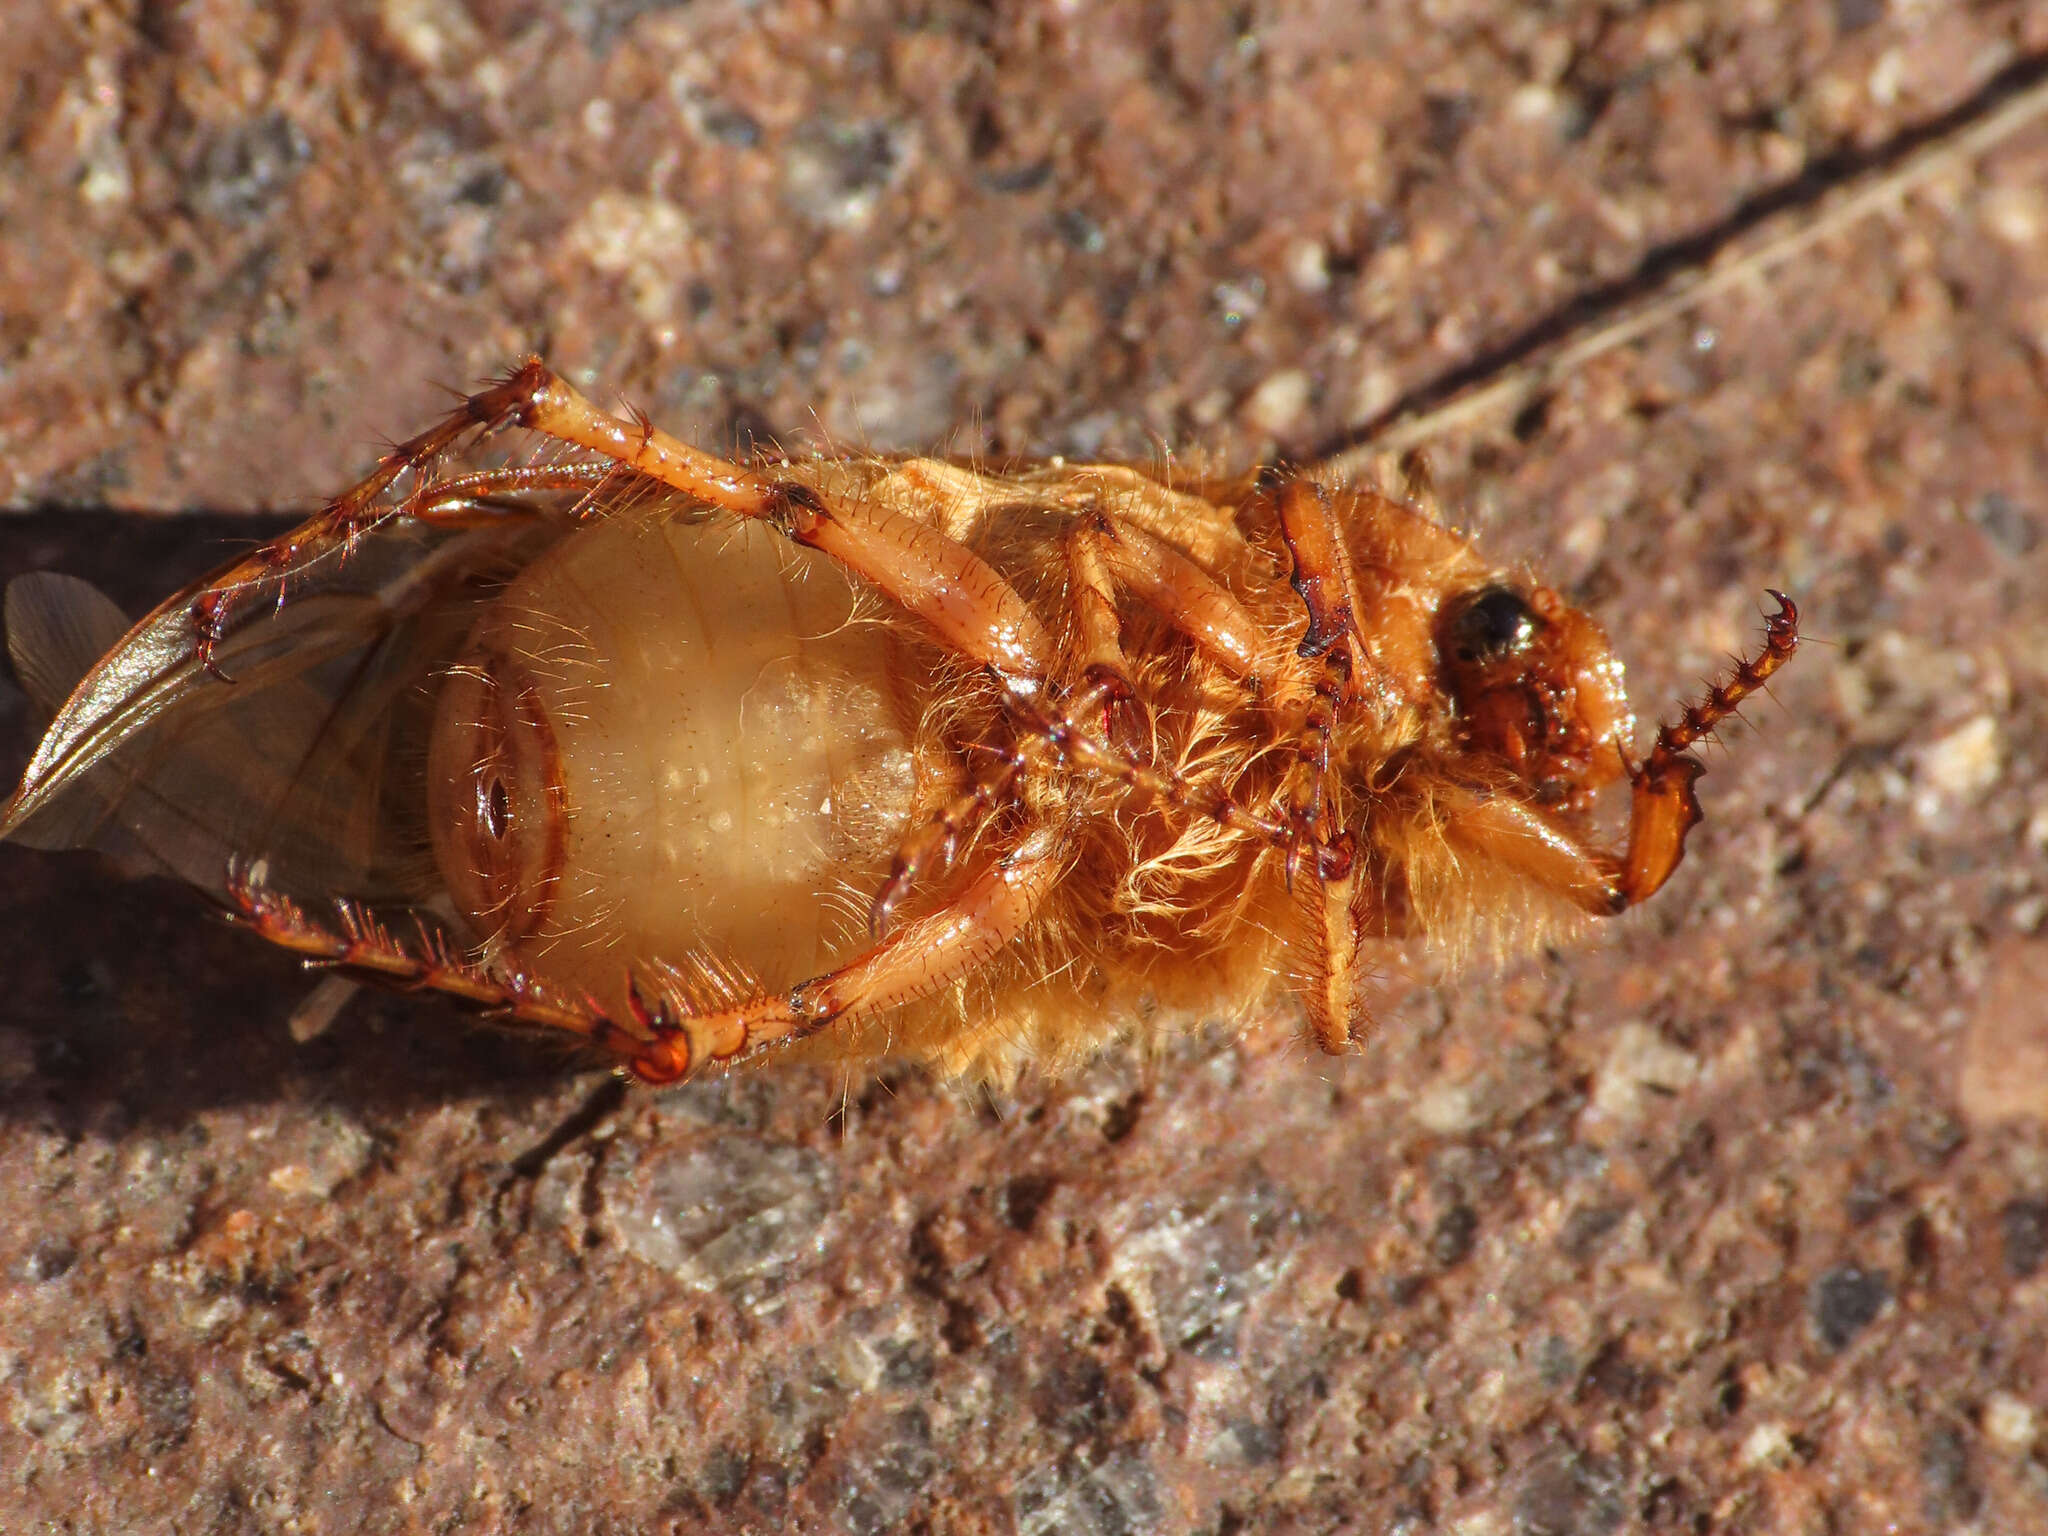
[[3, 1, 2047, 1530]]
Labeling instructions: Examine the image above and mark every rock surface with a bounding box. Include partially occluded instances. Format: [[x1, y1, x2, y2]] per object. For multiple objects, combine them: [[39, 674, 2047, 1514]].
[[4, 1, 2048, 1530]]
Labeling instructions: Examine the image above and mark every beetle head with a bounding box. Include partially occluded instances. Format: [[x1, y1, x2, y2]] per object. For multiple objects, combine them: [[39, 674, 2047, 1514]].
[[1434, 581, 1633, 811]]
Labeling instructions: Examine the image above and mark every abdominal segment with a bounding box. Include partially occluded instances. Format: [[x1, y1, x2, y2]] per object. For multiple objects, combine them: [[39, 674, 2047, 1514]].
[[427, 504, 924, 1015]]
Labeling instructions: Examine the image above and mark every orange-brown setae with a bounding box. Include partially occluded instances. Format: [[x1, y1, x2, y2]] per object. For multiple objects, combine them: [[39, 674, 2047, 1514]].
[[1, 358, 1797, 1087]]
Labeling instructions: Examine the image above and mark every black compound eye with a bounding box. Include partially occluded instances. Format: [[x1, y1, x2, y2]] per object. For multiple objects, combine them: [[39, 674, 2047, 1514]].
[[1444, 586, 1540, 663]]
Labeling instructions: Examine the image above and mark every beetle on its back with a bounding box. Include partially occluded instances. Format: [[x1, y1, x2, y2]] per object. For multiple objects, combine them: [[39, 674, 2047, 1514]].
[[1, 358, 1796, 1086]]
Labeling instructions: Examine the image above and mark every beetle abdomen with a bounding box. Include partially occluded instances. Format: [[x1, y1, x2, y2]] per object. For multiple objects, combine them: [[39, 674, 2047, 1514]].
[[428, 504, 922, 1011]]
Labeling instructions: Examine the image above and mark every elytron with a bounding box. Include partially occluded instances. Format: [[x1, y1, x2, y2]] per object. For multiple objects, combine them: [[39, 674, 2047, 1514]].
[[2, 358, 1797, 1085]]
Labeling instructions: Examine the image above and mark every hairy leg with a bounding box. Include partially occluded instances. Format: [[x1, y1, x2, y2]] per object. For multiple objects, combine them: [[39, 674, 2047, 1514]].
[[227, 829, 1063, 1082], [193, 359, 1056, 696], [1241, 472, 1381, 1049], [1295, 833, 1371, 1052], [190, 405, 619, 674], [874, 506, 1285, 932], [1068, 508, 1273, 686], [491, 359, 1057, 695], [629, 828, 1064, 1082]]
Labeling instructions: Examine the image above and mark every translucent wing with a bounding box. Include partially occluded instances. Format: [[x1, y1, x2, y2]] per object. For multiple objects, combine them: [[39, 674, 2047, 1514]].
[[3, 516, 564, 905]]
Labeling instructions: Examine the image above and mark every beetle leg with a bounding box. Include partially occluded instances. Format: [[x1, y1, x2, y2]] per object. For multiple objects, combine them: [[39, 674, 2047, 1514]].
[[486, 358, 1057, 697], [1066, 508, 1273, 690], [404, 463, 619, 524], [1433, 786, 1618, 916], [868, 747, 1026, 937], [908, 495, 1316, 873], [1065, 513, 1138, 703], [187, 382, 589, 672], [1033, 513, 1284, 833], [194, 357, 1059, 696], [1226, 471, 1385, 1046], [1044, 502, 1346, 843], [1235, 473, 1374, 875], [1237, 468, 1495, 1050], [188, 463, 618, 674], [1010, 683, 1295, 849], [624, 828, 1064, 1083], [228, 834, 1060, 1083], [1252, 473, 1375, 687], [1295, 832, 1381, 1052], [876, 508, 1284, 932], [872, 671, 1135, 937], [222, 864, 652, 1061]]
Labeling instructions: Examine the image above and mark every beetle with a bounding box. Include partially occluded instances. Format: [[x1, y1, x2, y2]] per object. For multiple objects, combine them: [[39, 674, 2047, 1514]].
[[2, 358, 1796, 1086]]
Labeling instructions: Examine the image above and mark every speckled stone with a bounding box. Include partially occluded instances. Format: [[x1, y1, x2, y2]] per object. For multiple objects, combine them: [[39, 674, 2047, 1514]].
[[5, 2, 2048, 1532]]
